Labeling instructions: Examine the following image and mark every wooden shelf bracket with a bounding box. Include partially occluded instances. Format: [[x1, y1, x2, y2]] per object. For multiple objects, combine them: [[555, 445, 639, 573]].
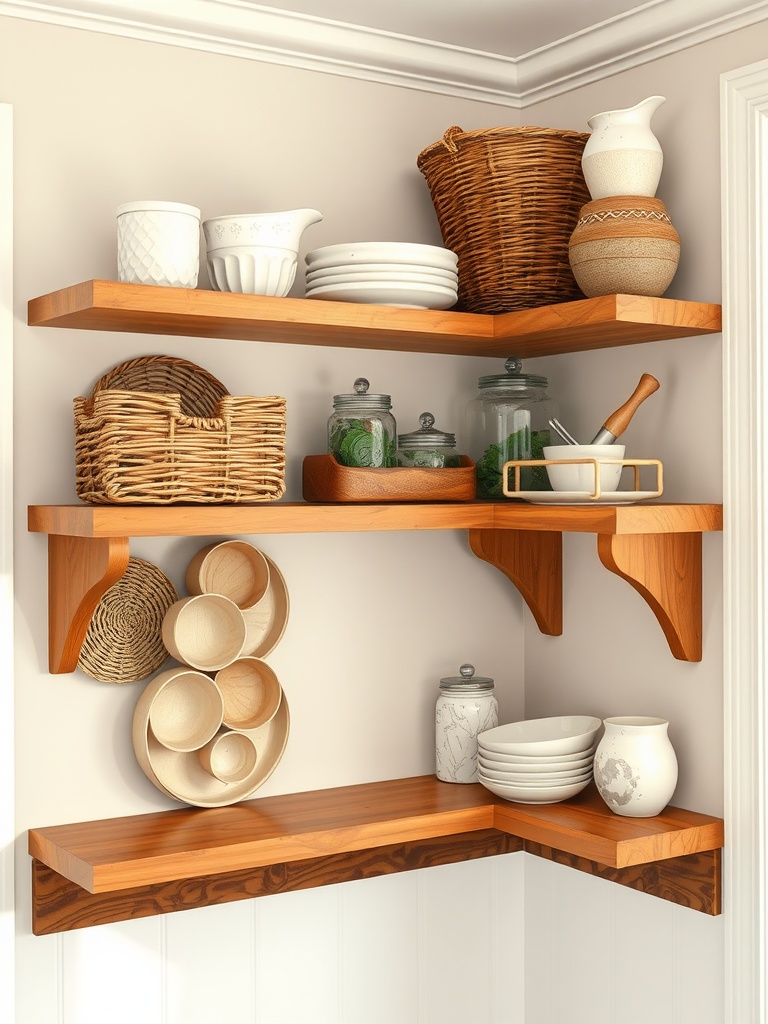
[[597, 532, 703, 662], [468, 528, 563, 636], [48, 535, 130, 674]]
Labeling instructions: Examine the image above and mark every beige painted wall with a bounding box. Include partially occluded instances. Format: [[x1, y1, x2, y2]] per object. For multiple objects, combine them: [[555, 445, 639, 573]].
[[3, 11, 766, 1024], [1, 16, 529, 1024]]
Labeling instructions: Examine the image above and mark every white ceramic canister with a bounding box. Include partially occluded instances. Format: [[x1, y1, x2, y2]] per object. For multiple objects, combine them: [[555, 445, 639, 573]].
[[581, 95, 666, 200], [435, 664, 498, 784], [593, 716, 678, 817], [117, 200, 201, 288]]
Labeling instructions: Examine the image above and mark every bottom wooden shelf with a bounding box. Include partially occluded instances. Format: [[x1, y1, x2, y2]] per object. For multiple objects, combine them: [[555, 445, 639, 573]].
[[28, 776, 723, 934]]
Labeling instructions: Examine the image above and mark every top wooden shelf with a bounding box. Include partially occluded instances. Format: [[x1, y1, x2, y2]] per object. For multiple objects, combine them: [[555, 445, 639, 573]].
[[27, 280, 722, 358]]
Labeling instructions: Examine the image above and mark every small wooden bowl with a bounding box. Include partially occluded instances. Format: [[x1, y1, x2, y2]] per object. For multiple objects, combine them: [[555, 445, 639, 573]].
[[138, 666, 224, 752], [215, 657, 283, 731], [162, 594, 247, 671], [197, 729, 258, 783], [185, 540, 271, 611]]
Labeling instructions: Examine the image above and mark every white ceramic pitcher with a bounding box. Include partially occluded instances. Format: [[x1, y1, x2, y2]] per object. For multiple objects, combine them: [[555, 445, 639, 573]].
[[581, 95, 666, 200], [202, 208, 323, 251]]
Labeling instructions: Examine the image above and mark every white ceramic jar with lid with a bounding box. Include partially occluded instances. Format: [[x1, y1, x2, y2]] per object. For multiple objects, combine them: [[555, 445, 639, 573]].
[[435, 664, 498, 784], [117, 200, 201, 288]]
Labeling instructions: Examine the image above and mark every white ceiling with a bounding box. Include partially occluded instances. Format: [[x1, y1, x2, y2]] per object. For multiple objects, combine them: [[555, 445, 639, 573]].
[[255, 0, 645, 58], [2, 0, 768, 104]]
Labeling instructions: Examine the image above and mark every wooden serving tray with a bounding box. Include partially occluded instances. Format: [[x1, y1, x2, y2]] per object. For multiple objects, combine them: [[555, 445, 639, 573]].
[[302, 454, 476, 503]]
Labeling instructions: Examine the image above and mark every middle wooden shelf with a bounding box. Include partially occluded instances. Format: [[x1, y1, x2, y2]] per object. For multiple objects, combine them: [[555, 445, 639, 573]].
[[28, 500, 723, 672]]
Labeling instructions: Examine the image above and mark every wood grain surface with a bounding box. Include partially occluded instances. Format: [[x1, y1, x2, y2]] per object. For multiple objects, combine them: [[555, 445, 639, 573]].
[[27, 281, 721, 358], [31, 830, 522, 934]]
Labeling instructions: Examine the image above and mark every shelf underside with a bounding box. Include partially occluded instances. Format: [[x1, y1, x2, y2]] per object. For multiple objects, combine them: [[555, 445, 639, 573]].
[[29, 776, 724, 933], [28, 281, 722, 358]]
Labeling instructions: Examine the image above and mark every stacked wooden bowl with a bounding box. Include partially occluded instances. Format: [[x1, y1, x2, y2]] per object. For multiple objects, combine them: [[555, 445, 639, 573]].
[[133, 540, 290, 807]]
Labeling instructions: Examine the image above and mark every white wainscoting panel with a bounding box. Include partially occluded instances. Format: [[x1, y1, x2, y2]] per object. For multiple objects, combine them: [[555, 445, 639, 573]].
[[254, 883, 342, 1024], [340, 871, 420, 1024], [62, 917, 164, 1024], [165, 900, 256, 1023], [524, 857, 724, 1024]]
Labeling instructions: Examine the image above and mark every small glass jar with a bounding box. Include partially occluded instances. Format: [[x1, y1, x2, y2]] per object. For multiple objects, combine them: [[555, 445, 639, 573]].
[[435, 664, 498, 784], [397, 412, 461, 468], [328, 377, 397, 467], [466, 356, 558, 499]]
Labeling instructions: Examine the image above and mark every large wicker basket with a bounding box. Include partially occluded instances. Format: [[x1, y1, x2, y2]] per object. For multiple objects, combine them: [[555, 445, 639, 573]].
[[75, 357, 286, 505], [417, 125, 591, 313]]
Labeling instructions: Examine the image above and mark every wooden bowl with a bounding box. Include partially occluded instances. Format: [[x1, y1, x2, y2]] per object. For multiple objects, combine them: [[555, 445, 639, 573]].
[[215, 657, 283, 731], [240, 555, 290, 658], [162, 594, 247, 671], [185, 540, 270, 611], [136, 666, 224, 752], [197, 729, 258, 783], [133, 691, 291, 807]]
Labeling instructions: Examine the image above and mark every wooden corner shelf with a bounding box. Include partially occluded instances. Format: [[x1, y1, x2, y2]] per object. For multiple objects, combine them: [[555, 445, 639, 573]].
[[28, 501, 723, 672], [27, 280, 721, 358], [27, 775, 724, 934]]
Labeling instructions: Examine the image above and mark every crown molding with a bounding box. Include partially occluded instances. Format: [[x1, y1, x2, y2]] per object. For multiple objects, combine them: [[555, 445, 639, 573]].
[[1, 0, 767, 107]]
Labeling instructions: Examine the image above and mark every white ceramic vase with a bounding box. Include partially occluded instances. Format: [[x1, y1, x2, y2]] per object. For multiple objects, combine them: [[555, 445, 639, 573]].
[[593, 716, 678, 817], [581, 96, 666, 200], [117, 200, 201, 288]]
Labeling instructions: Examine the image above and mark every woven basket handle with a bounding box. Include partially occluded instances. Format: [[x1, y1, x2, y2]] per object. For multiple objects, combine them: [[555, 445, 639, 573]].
[[440, 126, 465, 155]]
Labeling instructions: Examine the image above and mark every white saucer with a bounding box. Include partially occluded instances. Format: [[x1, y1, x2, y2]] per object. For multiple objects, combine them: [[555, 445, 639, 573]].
[[514, 490, 660, 505], [305, 279, 458, 309]]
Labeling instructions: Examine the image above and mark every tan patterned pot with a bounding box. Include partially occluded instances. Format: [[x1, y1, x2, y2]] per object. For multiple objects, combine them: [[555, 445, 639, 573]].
[[568, 195, 680, 297]]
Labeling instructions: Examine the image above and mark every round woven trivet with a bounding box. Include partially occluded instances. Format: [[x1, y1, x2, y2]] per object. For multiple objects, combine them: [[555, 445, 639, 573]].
[[78, 558, 179, 683], [90, 354, 230, 418]]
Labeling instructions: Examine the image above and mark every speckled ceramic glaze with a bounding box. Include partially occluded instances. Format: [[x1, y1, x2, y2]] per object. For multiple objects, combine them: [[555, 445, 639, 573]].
[[581, 96, 665, 200], [594, 716, 678, 817], [568, 195, 680, 297]]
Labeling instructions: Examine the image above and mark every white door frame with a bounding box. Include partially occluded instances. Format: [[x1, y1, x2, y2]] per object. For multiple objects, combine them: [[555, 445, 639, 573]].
[[721, 58, 768, 1023], [0, 100, 15, 1024]]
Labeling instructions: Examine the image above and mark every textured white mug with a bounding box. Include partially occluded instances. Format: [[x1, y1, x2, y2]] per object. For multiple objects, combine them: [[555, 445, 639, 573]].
[[117, 200, 201, 288]]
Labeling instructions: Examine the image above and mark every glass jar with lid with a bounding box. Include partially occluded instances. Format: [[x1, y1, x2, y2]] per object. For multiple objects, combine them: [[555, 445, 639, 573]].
[[397, 412, 461, 468], [328, 377, 397, 467], [435, 664, 498, 783], [466, 356, 558, 498]]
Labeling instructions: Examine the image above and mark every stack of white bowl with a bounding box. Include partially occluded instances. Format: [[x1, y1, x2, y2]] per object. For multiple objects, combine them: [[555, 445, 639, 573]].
[[304, 242, 459, 309], [477, 715, 602, 804]]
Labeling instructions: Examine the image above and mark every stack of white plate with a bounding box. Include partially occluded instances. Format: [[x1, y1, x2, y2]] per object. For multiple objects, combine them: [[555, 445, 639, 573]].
[[305, 242, 458, 309], [477, 715, 602, 804]]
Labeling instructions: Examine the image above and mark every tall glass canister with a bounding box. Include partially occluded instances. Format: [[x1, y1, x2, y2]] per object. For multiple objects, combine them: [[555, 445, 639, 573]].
[[466, 356, 558, 498], [435, 664, 498, 783]]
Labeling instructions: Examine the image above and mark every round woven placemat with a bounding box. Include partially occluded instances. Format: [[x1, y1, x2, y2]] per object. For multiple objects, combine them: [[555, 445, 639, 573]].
[[91, 355, 230, 418], [78, 558, 179, 683]]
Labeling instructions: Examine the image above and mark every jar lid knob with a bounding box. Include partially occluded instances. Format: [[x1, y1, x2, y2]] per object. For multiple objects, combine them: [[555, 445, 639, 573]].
[[459, 664, 475, 679], [353, 377, 370, 394], [504, 357, 523, 374], [419, 412, 436, 431]]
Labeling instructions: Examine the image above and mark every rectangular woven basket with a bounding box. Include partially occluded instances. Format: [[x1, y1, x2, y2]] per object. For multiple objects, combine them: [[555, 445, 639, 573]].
[[74, 390, 287, 504], [417, 125, 591, 314]]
